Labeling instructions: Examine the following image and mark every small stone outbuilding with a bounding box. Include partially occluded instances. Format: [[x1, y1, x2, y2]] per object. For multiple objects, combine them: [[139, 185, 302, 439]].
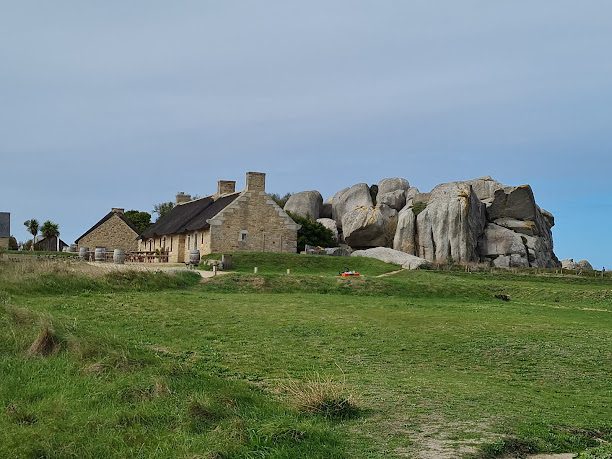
[[140, 172, 300, 263], [76, 208, 140, 252], [34, 235, 69, 252], [0, 212, 9, 249]]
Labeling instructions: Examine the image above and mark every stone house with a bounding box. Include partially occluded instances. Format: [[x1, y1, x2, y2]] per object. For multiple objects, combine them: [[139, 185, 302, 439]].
[[34, 235, 68, 252], [76, 208, 140, 252], [0, 212, 9, 249], [140, 172, 300, 263]]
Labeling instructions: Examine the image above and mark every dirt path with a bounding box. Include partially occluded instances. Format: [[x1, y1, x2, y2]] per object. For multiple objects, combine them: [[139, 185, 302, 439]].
[[376, 269, 404, 278]]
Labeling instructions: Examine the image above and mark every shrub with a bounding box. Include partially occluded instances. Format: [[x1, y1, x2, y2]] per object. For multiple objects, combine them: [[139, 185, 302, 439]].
[[287, 212, 338, 252], [8, 236, 18, 250], [412, 201, 427, 216]]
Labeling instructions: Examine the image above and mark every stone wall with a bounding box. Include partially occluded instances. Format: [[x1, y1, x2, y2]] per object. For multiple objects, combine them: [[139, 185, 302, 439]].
[[78, 214, 139, 252], [0, 238, 8, 250], [208, 190, 299, 254]]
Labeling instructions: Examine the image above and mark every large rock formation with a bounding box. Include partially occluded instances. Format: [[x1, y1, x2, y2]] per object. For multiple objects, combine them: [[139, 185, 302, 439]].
[[291, 176, 559, 268], [352, 247, 429, 270], [342, 205, 397, 248], [331, 184, 373, 228], [284, 191, 323, 220], [394, 182, 486, 263]]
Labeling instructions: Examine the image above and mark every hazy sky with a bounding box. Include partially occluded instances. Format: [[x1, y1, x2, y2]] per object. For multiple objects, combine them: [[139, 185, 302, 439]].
[[1, 1, 610, 267]]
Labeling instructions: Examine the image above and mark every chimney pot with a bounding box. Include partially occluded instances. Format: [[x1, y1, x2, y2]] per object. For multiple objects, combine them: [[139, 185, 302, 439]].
[[112, 208, 124, 214]]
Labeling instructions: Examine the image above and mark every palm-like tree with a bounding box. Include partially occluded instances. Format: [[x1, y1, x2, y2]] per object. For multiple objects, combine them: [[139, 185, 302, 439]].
[[23, 219, 39, 251], [40, 221, 60, 251], [41, 220, 60, 238]]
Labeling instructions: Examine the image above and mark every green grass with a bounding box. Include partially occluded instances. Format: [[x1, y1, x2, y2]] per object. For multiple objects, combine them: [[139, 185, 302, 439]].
[[200, 252, 400, 276], [1, 257, 611, 458]]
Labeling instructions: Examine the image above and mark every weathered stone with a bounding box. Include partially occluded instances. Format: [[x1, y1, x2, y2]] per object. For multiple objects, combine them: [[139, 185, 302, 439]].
[[479, 224, 529, 260], [316, 218, 339, 241], [352, 247, 429, 270], [561, 259, 578, 270], [325, 246, 352, 256], [284, 191, 323, 220], [378, 189, 406, 211], [540, 208, 555, 228], [487, 185, 538, 221], [493, 218, 538, 236], [342, 205, 397, 248], [561, 258, 592, 270], [331, 184, 374, 228], [378, 178, 410, 196], [414, 182, 486, 263], [577, 259, 594, 271], [464, 176, 505, 201], [393, 205, 417, 254], [320, 202, 333, 219]]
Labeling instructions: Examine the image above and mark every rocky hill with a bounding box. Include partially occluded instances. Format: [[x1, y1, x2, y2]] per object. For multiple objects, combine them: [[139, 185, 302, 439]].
[[283, 176, 560, 268]]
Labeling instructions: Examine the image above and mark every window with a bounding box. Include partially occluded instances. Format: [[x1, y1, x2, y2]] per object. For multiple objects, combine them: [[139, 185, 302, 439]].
[[162, 237, 166, 249], [239, 230, 248, 242], [170, 236, 173, 252]]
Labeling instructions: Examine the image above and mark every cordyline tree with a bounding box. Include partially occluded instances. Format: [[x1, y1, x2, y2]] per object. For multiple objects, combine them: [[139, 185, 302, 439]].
[[40, 220, 60, 238], [23, 219, 39, 251]]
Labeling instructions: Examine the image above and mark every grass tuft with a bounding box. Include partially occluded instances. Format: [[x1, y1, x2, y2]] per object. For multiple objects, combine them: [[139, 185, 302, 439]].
[[5, 404, 38, 426], [281, 374, 358, 419], [26, 323, 62, 357]]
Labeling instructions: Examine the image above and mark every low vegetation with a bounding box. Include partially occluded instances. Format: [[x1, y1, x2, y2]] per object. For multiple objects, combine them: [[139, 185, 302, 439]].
[[1, 256, 611, 457]]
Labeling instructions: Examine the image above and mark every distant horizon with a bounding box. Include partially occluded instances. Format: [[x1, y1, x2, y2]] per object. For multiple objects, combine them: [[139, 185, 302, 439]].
[[1, 2, 610, 267]]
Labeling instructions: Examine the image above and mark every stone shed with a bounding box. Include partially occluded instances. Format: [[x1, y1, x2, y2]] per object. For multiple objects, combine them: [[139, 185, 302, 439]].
[[75, 208, 140, 252], [140, 172, 300, 263], [0, 212, 9, 249]]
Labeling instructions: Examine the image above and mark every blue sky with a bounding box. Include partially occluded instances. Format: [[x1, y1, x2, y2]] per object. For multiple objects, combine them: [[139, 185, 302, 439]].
[[1, 1, 610, 267]]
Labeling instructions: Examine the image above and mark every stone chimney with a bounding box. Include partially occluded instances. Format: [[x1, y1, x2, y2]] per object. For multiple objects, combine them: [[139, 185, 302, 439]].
[[245, 172, 266, 192], [111, 208, 124, 214], [176, 192, 192, 204], [217, 180, 236, 196]]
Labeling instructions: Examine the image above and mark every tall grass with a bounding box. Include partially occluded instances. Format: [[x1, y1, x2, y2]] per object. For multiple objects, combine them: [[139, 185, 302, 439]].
[[0, 259, 201, 295]]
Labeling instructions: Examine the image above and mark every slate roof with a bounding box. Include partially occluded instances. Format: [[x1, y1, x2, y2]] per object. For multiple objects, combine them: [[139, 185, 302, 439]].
[[0, 212, 9, 238], [141, 193, 240, 239], [75, 211, 140, 243]]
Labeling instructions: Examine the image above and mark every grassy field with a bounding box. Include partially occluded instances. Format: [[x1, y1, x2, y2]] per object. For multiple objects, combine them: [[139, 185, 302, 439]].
[[1, 256, 611, 458]]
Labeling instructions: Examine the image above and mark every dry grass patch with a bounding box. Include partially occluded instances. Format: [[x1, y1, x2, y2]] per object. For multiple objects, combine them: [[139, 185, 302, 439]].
[[26, 323, 62, 357], [281, 373, 358, 419]]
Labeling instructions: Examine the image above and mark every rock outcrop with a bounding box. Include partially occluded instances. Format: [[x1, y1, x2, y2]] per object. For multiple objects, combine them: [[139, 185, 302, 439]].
[[331, 184, 373, 228], [290, 176, 559, 268], [394, 182, 486, 263], [342, 205, 397, 248], [561, 259, 593, 271], [284, 191, 323, 220], [352, 247, 429, 270]]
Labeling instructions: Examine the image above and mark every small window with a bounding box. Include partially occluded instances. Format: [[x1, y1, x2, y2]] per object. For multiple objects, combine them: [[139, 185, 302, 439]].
[[239, 230, 248, 242]]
